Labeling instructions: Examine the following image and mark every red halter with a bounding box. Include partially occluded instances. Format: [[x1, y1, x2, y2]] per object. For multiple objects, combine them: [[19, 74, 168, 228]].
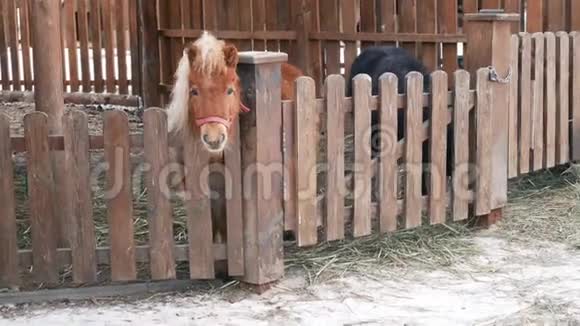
[[195, 103, 251, 127]]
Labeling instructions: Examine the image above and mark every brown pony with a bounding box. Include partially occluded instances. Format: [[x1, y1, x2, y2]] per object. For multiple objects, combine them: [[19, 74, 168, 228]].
[[167, 31, 303, 243]]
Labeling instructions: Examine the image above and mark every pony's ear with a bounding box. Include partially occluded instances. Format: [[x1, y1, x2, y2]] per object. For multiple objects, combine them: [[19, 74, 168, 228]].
[[223, 44, 239, 68], [185, 43, 198, 64]]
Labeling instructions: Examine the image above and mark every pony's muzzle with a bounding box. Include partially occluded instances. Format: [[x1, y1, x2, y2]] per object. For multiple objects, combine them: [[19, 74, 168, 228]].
[[200, 123, 228, 152]]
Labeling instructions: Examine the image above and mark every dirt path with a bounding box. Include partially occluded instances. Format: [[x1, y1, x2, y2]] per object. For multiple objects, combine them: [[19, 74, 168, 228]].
[[2, 232, 579, 326]]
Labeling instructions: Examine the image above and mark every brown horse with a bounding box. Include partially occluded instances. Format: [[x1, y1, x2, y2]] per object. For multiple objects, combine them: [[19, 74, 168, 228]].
[[167, 31, 303, 244]]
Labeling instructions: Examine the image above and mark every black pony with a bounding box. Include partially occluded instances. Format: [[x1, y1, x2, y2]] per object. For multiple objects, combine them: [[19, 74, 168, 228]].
[[346, 46, 454, 195]]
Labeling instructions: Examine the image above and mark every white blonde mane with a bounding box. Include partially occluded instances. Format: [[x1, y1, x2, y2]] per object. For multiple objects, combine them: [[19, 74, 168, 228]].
[[167, 31, 226, 135]]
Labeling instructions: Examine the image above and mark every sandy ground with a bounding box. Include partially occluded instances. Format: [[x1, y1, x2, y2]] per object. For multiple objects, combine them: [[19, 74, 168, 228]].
[[1, 232, 580, 326]]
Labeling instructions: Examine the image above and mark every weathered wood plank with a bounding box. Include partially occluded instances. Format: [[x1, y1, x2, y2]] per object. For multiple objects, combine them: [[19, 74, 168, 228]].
[[77, 0, 92, 92], [556, 32, 570, 165], [353, 74, 373, 236], [90, 0, 104, 92], [64, 0, 79, 92], [0, 113, 18, 287], [532, 33, 545, 171], [116, 0, 129, 94], [378, 73, 398, 233], [143, 108, 175, 280], [103, 110, 136, 281], [404, 72, 424, 229], [429, 71, 448, 225], [295, 77, 318, 246], [24, 112, 58, 284], [183, 133, 214, 279], [63, 110, 97, 284], [282, 101, 296, 232], [544, 32, 557, 168], [572, 32, 580, 161], [508, 34, 520, 178], [519, 33, 532, 174], [452, 70, 471, 221], [325, 74, 345, 240], [475, 69, 492, 216], [224, 119, 245, 276]]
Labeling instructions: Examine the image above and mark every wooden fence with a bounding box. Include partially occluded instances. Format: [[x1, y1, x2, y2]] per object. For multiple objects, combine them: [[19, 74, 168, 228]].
[[0, 0, 140, 94]]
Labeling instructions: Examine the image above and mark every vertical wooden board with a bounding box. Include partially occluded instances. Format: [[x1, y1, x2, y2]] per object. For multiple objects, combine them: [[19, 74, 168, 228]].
[[252, 0, 266, 50], [183, 131, 214, 279], [167, 0, 182, 82], [222, 0, 240, 47], [480, 0, 501, 9], [360, 0, 376, 49], [282, 101, 296, 232], [0, 113, 18, 287], [103, 110, 136, 281], [544, 32, 557, 168], [7, 0, 20, 90], [19, 0, 32, 90], [556, 32, 570, 164], [295, 77, 318, 246], [77, 0, 92, 92], [64, 0, 79, 92], [353, 75, 373, 236], [508, 34, 520, 178], [438, 0, 458, 85], [143, 108, 176, 280], [462, 0, 478, 13], [24, 112, 58, 284], [404, 72, 423, 228], [526, 0, 544, 33], [342, 0, 358, 78], [475, 69, 492, 216], [103, 0, 116, 93], [545, 0, 565, 32], [306, 0, 323, 91], [0, 1, 10, 90], [452, 70, 470, 221], [264, 0, 278, 51], [378, 73, 398, 233], [157, 0, 171, 104], [417, 0, 438, 72], [379, 0, 396, 44], [319, 0, 340, 75], [63, 110, 97, 284], [224, 119, 244, 276], [519, 33, 532, 174], [90, 0, 104, 92], [429, 71, 448, 225], [238, 0, 253, 51], [203, 0, 218, 30], [116, 0, 129, 94], [128, 0, 141, 95], [398, 0, 417, 56], [572, 1, 580, 31], [573, 32, 580, 161], [325, 75, 345, 241], [225, 121, 244, 276], [532, 33, 545, 171]]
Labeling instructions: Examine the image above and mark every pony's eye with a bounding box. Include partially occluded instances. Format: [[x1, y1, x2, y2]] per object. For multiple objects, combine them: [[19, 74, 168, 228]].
[[227, 87, 234, 95], [190, 88, 199, 96]]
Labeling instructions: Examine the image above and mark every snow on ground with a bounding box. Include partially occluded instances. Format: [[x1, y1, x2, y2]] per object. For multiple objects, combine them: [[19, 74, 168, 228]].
[[2, 233, 580, 326]]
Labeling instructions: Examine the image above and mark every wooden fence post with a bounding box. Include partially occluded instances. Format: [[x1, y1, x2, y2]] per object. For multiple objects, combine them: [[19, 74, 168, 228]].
[[138, 0, 160, 108], [464, 10, 519, 227], [30, 0, 67, 247], [237, 52, 286, 287]]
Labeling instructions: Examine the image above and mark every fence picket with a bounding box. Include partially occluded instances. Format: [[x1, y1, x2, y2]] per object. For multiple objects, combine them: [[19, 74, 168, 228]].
[[475, 69, 492, 216], [0, 1, 9, 90], [24, 112, 58, 284], [532, 33, 545, 171], [325, 74, 345, 241], [143, 108, 175, 280], [556, 32, 570, 165], [417, 0, 438, 72], [282, 101, 296, 232], [353, 74, 372, 237], [452, 70, 470, 221], [572, 32, 580, 161], [90, 0, 104, 92], [78, 0, 92, 92], [63, 110, 97, 284], [183, 130, 214, 279], [319, 0, 340, 75], [7, 0, 20, 90], [116, 0, 129, 94], [103, 0, 116, 93], [544, 32, 557, 168], [439, 0, 458, 86], [508, 35, 520, 178], [0, 113, 18, 287], [104, 110, 136, 281], [429, 71, 448, 225], [404, 72, 424, 229], [295, 77, 318, 246], [378, 73, 398, 233], [342, 0, 358, 78], [19, 0, 32, 91], [64, 0, 79, 92], [519, 33, 532, 174], [399, 0, 417, 56], [224, 119, 245, 276]]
